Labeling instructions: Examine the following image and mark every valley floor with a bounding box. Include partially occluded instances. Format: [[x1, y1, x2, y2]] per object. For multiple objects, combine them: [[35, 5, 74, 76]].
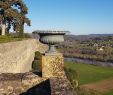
[[64, 62, 113, 95], [81, 78, 113, 93]]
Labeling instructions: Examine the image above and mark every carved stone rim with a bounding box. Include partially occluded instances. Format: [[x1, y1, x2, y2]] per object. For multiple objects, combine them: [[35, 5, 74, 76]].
[[33, 30, 70, 35]]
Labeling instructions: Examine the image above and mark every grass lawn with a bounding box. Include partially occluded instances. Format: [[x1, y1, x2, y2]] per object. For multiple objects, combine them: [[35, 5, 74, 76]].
[[0, 35, 30, 43], [65, 62, 113, 85], [103, 90, 113, 95]]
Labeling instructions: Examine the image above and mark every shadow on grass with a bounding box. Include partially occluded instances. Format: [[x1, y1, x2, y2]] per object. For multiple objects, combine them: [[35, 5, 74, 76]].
[[20, 79, 51, 95]]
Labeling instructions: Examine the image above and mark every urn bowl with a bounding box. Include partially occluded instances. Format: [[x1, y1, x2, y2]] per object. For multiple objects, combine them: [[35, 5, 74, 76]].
[[33, 30, 69, 55]]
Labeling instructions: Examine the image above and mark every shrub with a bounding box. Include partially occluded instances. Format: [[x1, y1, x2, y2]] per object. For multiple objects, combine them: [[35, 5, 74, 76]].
[[32, 51, 42, 71], [64, 67, 78, 91], [32, 60, 41, 71], [35, 51, 42, 60]]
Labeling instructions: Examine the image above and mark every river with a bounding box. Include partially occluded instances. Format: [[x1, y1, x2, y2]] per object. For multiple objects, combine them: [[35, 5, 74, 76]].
[[64, 57, 113, 67]]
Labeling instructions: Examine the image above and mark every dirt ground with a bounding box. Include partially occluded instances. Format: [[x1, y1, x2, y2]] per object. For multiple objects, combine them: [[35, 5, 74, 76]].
[[81, 77, 113, 93]]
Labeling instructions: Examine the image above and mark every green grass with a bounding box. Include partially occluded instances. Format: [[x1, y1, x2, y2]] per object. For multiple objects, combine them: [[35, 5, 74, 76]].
[[0, 35, 30, 43], [65, 62, 113, 85], [103, 90, 113, 95]]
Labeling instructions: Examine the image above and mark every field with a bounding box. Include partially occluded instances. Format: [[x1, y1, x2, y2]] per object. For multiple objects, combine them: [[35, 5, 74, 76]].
[[65, 62, 113, 85], [64, 62, 113, 94], [103, 90, 113, 95]]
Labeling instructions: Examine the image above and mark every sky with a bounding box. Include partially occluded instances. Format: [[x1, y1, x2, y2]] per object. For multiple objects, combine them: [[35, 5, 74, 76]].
[[24, 0, 113, 35]]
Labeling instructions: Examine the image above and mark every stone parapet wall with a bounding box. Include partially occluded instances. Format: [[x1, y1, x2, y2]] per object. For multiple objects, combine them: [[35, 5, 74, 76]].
[[0, 38, 75, 95], [0, 39, 47, 73], [0, 73, 75, 95]]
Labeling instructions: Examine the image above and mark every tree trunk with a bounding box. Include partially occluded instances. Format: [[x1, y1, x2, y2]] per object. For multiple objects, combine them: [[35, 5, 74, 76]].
[[19, 24, 24, 37]]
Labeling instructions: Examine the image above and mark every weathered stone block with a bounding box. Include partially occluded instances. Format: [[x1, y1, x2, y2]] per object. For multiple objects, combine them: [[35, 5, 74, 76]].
[[0, 39, 38, 73]]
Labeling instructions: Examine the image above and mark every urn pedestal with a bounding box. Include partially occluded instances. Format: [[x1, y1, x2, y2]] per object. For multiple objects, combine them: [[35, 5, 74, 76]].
[[42, 54, 75, 95], [42, 54, 66, 78]]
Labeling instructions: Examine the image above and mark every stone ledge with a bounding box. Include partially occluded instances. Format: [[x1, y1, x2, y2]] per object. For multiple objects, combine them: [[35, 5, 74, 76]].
[[0, 73, 24, 81], [0, 73, 75, 95], [0, 72, 47, 95]]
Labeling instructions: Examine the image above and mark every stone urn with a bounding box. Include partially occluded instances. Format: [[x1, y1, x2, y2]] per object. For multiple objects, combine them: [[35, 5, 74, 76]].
[[33, 30, 69, 55]]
